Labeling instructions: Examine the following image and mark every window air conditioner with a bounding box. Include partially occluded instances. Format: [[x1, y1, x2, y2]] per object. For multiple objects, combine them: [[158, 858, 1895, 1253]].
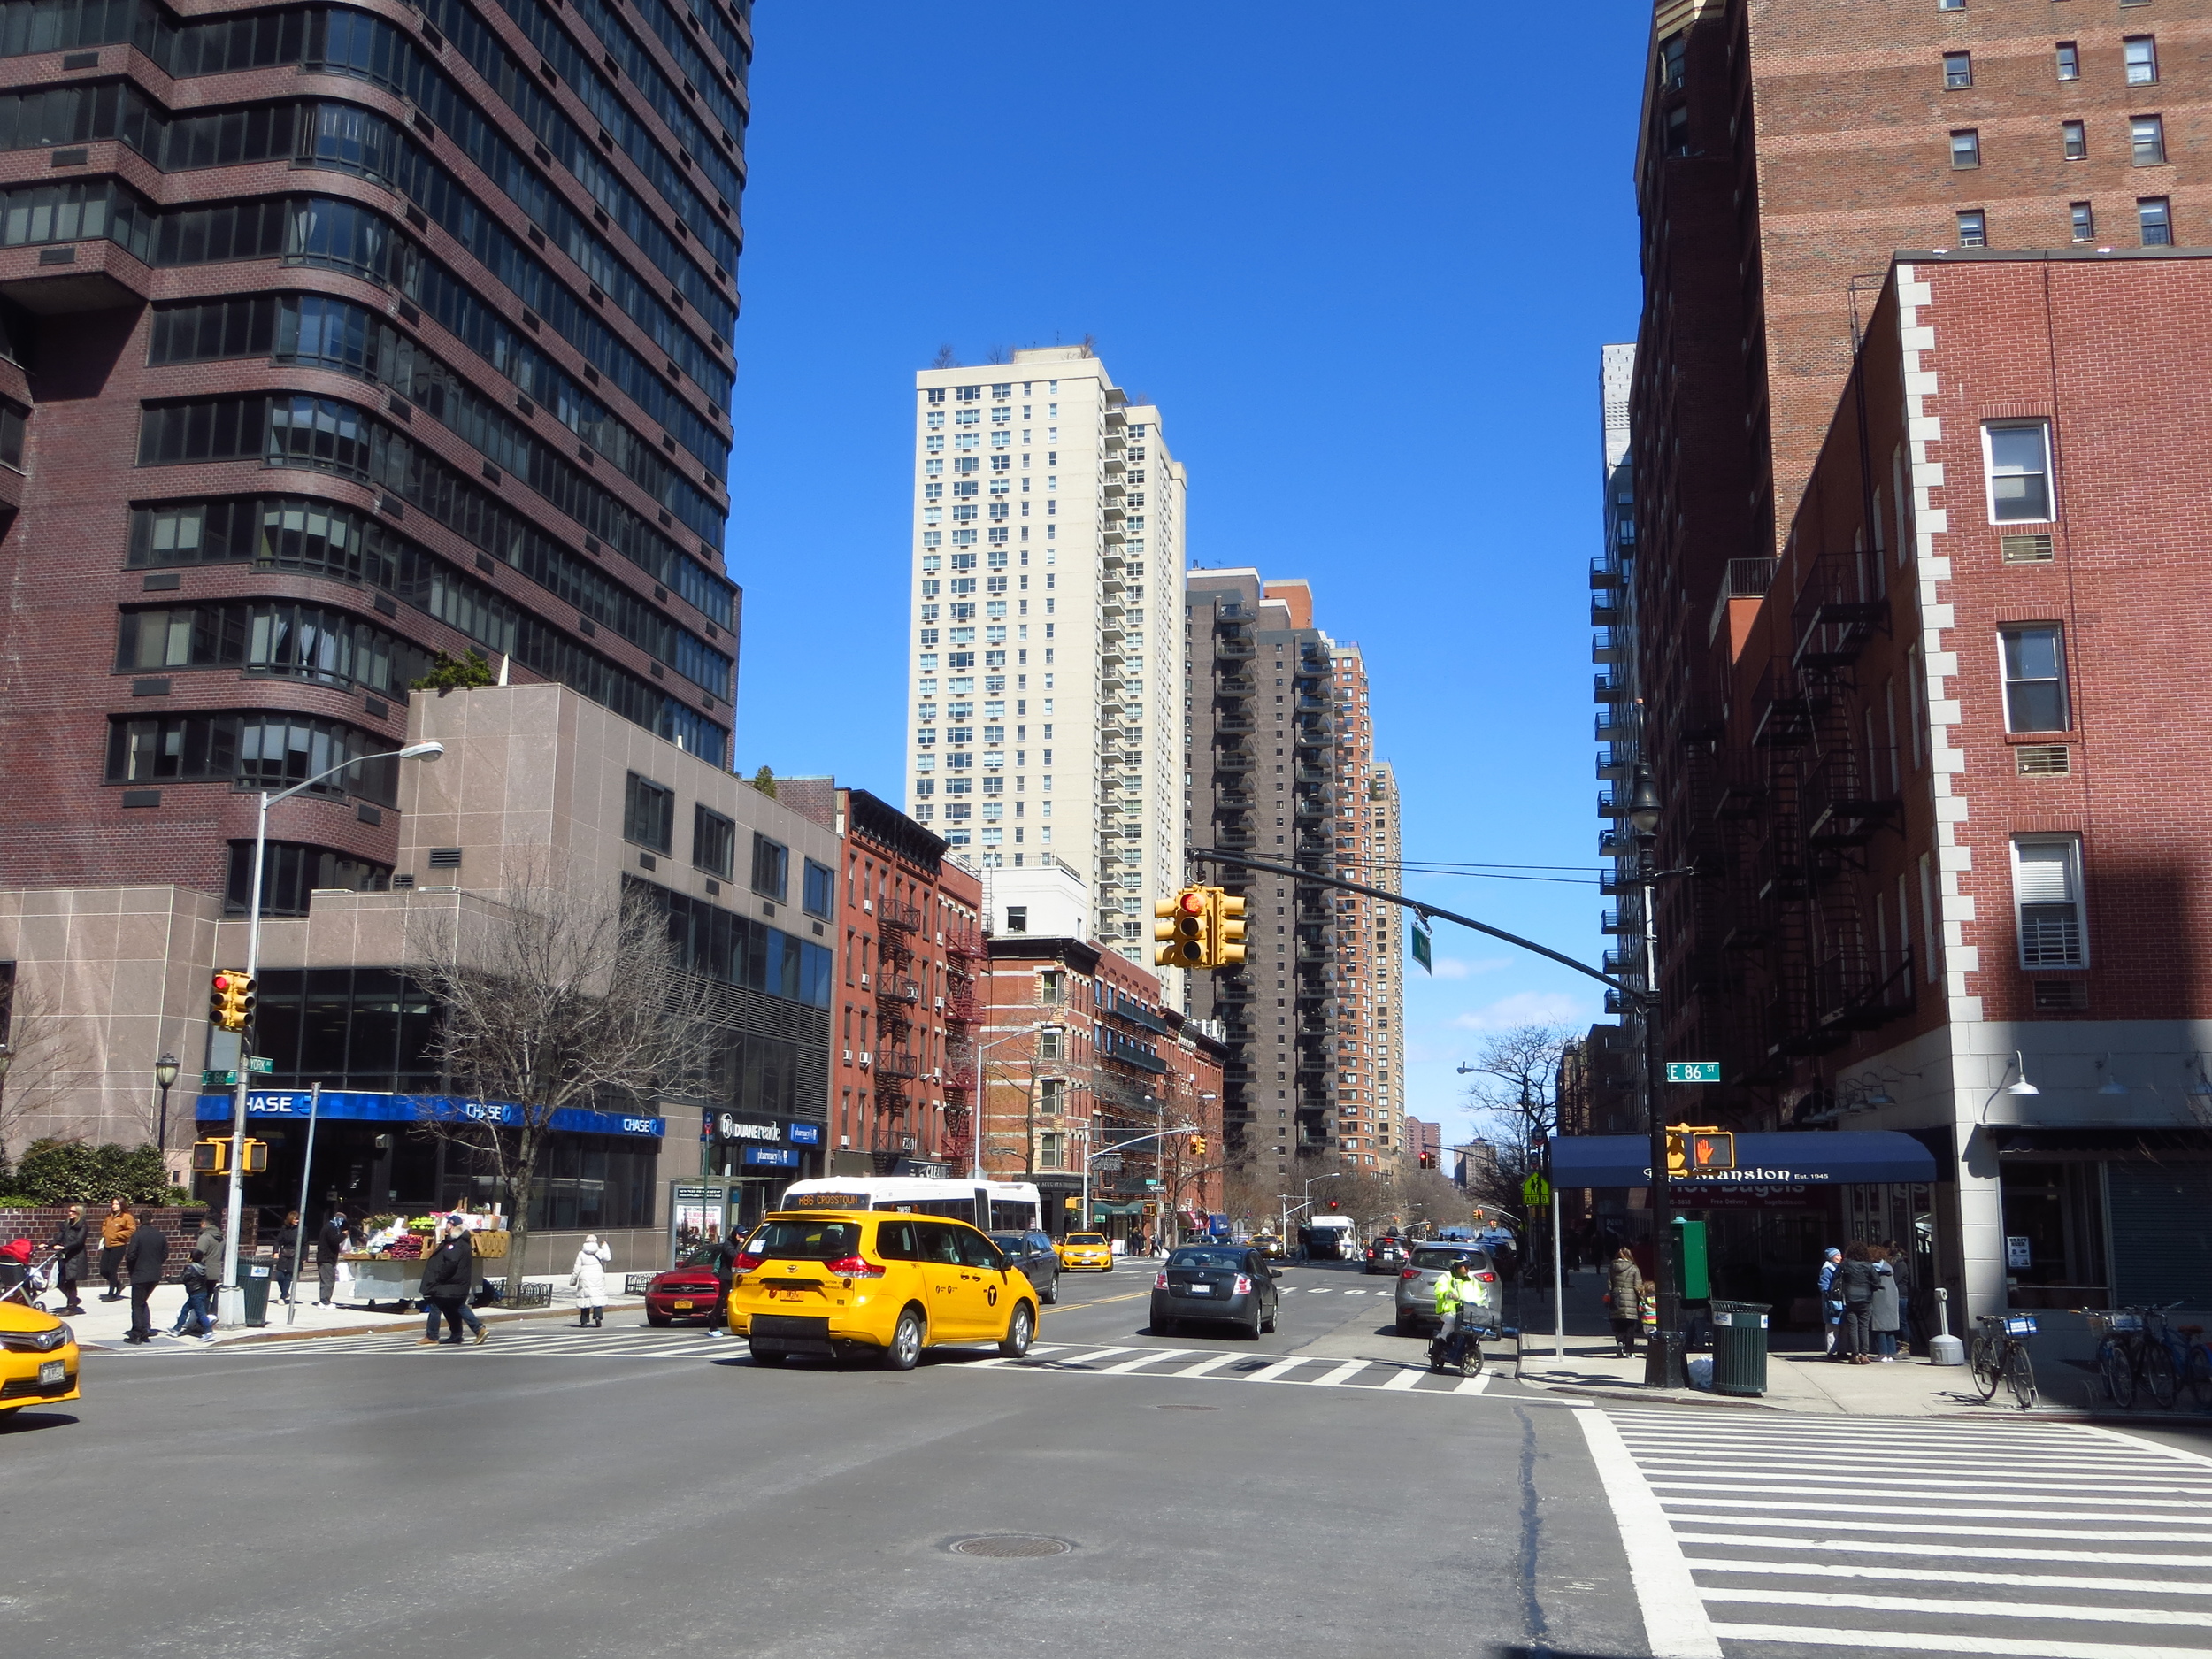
[[860, 1052, 873, 1069]]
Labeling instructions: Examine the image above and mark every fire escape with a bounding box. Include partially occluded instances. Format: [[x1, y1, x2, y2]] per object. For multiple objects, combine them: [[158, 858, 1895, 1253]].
[[940, 931, 981, 1154], [872, 903, 924, 1164]]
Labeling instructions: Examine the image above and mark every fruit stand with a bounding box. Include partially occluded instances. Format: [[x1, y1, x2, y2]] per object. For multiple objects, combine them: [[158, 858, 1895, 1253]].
[[341, 1212, 507, 1310]]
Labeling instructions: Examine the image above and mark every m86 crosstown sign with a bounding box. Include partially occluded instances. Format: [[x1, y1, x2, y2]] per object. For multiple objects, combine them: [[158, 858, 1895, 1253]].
[[1664, 1061, 1722, 1083]]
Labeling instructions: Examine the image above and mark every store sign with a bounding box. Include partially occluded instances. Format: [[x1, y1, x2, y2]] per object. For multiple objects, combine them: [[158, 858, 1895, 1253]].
[[2007, 1235, 2033, 1270], [198, 1090, 664, 1140], [716, 1114, 781, 1141], [787, 1123, 823, 1145], [743, 1145, 803, 1168]]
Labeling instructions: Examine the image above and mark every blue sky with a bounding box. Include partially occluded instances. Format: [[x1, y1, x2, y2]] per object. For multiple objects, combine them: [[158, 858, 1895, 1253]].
[[725, 3, 1652, 1145]]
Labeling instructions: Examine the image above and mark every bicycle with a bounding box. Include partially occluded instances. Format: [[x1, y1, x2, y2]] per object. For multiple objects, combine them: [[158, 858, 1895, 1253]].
[[2139, 1303, 2197, 1410], [2085, 1302, 2186, 1409], [2180, 1320, 2212, 1410], [1970, 1310, 2039, 1409]]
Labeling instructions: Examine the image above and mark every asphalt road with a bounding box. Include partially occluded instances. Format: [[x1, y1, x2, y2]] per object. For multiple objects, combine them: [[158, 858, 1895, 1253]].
[[3, 1259, 1647, 1659]]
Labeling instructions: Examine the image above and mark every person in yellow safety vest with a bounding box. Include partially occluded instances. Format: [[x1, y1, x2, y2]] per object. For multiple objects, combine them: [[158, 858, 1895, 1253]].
[[1432, 1259, 1480, 1366]]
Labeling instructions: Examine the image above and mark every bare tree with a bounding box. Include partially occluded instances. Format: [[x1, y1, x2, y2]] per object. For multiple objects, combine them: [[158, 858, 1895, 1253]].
[[1462, 1024, 1576, 1164], [931, 343, 958, 368], [410, 868, 721, 1287], [0, 968, 97, 1153]]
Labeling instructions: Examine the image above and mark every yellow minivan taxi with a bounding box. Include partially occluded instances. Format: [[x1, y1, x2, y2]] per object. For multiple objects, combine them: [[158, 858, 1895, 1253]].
[[0, 1300, 81, 1415], [1056, 1232, 1114, 1272], [729, 1209, 1039, 1371]]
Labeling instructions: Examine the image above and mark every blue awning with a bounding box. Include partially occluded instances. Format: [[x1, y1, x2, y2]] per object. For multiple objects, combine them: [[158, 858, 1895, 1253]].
[[1552, 1131, 1939, 1189], [196, 1089, 664, 1141]]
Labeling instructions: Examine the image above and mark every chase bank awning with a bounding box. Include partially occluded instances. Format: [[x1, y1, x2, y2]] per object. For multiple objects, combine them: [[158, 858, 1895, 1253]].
[[196, 1089, 665, 1140], [1552, 1131, 1939, 1188]]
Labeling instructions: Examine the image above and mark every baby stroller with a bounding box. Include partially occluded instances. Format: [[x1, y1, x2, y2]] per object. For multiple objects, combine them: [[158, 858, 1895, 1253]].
[[0, 1248, 62, 1311]]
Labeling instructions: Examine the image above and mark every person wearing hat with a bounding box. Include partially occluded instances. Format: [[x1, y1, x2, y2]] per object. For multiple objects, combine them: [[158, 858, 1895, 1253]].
[[417, 1216, 488, 1346], [570, 1234, 611, 1328], [1432, 1258, 1482, 1368]]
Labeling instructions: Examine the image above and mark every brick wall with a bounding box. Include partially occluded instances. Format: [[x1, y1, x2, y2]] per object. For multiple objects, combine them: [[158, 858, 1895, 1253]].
[[1, 1205, 245, 1284]]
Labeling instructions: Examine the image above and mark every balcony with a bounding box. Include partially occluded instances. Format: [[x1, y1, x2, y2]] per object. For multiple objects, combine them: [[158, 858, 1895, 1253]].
[[1590, 556, 1624, 592], [1592, 593, 1623, 629], [879, 901, 922, 933], [1215, 713, 1256, 736], [1216, 636, 1256, 661], [875, 978, 920, 1007], [1793, 550, 1888, 670], [1708, 556, 1778, 645], [1215, 674, 1257, 698], [1595, 708, 1638, 745], [1802, 746, 1900, 847], [876, 1050, 921, 1080], [1594, 672, 1627, 705]]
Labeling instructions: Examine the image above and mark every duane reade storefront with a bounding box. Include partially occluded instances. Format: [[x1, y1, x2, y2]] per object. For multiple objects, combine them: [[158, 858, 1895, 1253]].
[[703, 1108, 826, 1223]]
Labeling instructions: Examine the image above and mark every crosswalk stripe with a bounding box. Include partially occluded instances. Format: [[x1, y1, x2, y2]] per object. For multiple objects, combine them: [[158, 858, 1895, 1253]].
[[1055, 1347, 1137, 1366], [1686, 1557, 2212, 1595], [1707, 1624, 2210, 1658], [1701, 1586, 2212, 1628], [1246, 1357, 1315, 1383], [1454, 1372, 1491, 1395], [1168, 1354, 1242, 1379], [1671, 1514, 2212, 1544], [1659, 1496, 2212, 1525], [1379, 1368, 1425, 1391], [1098, 1349, 1193, 1374], [1311, 1360, 1369, 1386], [1635, 1455, 2212, 1483], [1649, 1479, 2212, 1507], [1674, 1533, 2212, 1568]]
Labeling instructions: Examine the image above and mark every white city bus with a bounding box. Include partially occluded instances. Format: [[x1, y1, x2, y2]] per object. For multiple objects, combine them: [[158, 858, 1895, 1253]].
[[774, 1176, 1042, 1234]]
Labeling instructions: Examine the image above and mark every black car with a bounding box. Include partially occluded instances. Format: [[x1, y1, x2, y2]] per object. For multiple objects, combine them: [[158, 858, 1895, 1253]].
[[1363, 1238, 1409, 1275], [989, 1230, 1061, 1305], [1151, 1245, 1279, 1339]]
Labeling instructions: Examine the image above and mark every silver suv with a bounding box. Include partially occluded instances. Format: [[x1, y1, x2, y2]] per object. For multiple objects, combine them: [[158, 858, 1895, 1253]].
[[1394, 1244, 1502, 1337]]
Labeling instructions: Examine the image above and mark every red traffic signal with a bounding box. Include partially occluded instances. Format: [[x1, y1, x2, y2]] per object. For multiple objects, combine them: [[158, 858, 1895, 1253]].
[[1327, 1197, 1340, 1211]]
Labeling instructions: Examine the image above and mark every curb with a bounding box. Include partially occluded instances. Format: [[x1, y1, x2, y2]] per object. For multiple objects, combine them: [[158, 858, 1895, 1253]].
[[84, 1299, 647, 1352]]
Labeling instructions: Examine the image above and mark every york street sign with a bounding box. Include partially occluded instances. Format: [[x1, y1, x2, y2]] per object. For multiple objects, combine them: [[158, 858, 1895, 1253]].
[[1664, 1061, 1722, 1083]]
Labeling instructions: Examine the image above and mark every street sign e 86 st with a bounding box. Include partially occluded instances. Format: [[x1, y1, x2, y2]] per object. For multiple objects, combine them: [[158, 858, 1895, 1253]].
[[1664, 1061, 1722, 1083]]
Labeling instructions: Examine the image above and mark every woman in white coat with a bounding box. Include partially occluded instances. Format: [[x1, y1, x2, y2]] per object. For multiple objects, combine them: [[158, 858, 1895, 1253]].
[[571, 1234, 611, 1327]]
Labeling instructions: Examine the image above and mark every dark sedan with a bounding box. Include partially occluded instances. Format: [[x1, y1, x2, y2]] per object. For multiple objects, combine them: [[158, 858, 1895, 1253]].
[[1363, 1238, 1409, 1275], [989, 1229, 1062, 1305], [1151, 1245, 1279, 1339], [644, 1244, 727, 1326]]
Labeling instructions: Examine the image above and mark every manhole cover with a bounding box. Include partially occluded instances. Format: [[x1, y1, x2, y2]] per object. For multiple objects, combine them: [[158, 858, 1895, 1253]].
[[947, 1534, 1073, 1559], [1151, 1403, 1219, 1412]]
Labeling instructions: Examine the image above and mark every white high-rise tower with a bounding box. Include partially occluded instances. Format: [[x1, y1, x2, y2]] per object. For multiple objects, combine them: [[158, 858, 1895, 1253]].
[[905, 347, 1187, 975]]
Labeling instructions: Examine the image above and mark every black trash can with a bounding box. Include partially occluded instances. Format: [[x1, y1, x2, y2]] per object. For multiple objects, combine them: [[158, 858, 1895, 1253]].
[[1709, 1300, 1770, 1396], [239, 1260, 274, 1326]]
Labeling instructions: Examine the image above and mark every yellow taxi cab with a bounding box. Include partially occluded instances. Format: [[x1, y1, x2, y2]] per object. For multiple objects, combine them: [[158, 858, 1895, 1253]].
[[0, 1298, 81, 1415], [728, 1208, 1039, 1371], [1055, 1232, 1114, 1272]]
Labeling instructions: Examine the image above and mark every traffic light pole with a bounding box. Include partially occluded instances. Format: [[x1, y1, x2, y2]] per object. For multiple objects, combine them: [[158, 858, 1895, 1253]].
[[1185, 846, 1687, 1388], [218, 787, 274, 1329]]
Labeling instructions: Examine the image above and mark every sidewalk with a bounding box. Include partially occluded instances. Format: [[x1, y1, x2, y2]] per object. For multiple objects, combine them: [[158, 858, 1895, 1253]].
[[40, 1278, 642, 1350]]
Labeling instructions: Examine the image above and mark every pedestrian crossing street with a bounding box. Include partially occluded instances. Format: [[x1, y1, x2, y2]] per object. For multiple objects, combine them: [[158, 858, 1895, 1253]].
[[1598, 1405, 2212, 1658], [92, 1323, 1513, 1399]]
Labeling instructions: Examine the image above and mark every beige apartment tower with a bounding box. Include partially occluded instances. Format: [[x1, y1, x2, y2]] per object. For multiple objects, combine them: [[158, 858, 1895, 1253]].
[[905, 348, 1188, 978]]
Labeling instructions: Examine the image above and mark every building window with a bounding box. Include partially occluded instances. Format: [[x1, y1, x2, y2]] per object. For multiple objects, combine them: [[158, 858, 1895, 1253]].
[[1659, 33, 1685, 92], [1944, 50, 1972, 88], [1950, 129, 1981, 168], [2070, 201, 2096, 242], [803, 859, 834, 919], [224, 840, 390, 917], [2055, 42, 2078, 81], [1037, 1027, 1063, 1061], [692, 804, 734, 879], [750, 833, 788, 902], [1955, 210, 1987, 248], [1038, 1131, 1064, 1171], [2125, 36, 2158, 85], [2062, 120, 2087, 161], [1663, 104, 1689, 157], [624, 772, 673, 854], [1040, 1078, 1065, 1113], [1005, 904, 1028, 933], [2001, 626, 2070, 732], [1038, 970, 1064, 1005], [2013, 836, 2086, 968], [2131, 115, 2166, 165], [1938, 0, 1962, 11], [1982, 421, 2053, 523], [2140, 196, 2174, 244]]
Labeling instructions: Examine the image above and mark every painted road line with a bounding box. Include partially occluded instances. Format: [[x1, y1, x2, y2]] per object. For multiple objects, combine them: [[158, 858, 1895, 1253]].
[[1686, 1557, 2212, 1594], [1170, 1354, 1244, 1379], [1454, 1372, 1491, 1394], [1572, 1408, 1722, 1659], [1098, 1349, 1194, 1374], [1310, 1360, 1370, 1387], [1647, 1477, 2212, 1506], [1052, 1347, 1139, 1367], [1379, 1368, 1425, 1391], [1656, 1497, 2212, 1525], [1707, 1626, 2210, 1658], [1700, 1586, 2212, 1629], [1245, 1356, 1316, 1383], [1673, 1533, 2212, 1567], [1665, 1514, 2212, 1544]]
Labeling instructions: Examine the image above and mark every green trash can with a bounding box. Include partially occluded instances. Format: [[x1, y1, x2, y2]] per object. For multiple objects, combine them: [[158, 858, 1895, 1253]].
[[239, 1260, 274, 1327], [1709, 1299, 1770, 1396]]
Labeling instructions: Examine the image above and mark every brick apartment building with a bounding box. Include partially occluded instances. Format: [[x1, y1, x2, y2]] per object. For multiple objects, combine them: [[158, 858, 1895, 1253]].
[[0, 0, 751, 1159], [823, 786, 984, 1175], [977, 902, 1225, 1244], [1689, 249, 2212, 1322]]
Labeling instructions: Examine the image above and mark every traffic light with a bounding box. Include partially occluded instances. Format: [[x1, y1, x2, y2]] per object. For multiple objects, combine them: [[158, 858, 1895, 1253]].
[[1153, 888, 1208, 968], [1327, 1197, 1340, 1211], [1214, 893, 1248, 966], [208, 969, 256, 1033], [1664, 1124, 1736, 1176], [193, 1138, 227, 1174], [243, 1139, 268, 1173], [1190, 1134, 1208, 1156]]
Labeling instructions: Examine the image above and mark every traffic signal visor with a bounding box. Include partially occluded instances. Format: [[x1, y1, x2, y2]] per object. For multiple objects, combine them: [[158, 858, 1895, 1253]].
[[1214, 893, 1248, 966], [193, 1139, 227, 1174]]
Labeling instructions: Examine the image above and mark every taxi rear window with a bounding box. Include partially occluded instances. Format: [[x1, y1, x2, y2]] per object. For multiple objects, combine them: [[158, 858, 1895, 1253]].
[[753, 1219, 862, 1259]]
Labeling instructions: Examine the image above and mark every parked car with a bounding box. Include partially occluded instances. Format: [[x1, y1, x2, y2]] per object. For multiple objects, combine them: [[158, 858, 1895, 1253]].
[[1151, 1245, 1280, 1339], [1394, 1244, 1502, 1337], [1363, 1238, 1409, 1275], [644, 1243, 730, 1326], [989, 1229, 1062, 1305], [0, 1299, 79, 1415]]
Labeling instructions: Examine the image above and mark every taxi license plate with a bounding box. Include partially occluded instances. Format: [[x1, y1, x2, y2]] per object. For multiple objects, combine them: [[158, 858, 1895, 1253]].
[[672, 1300, 695, 1310], [1188, 1284, 1212, 1294], [773, 1289, 807, 1302], [38, 1360, 65, 1386]]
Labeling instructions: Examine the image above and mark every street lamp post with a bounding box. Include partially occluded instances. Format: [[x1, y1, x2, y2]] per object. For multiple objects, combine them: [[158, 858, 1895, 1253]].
[[969, 1020, 1044, 1181], [218, 740, 443, 1327], [152, 1053, 180, 1158], [1628, 767, 1685, 1389]]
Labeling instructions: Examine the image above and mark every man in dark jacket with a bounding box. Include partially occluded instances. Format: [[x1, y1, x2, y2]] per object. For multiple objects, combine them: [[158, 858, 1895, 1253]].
[[122, 1218, 170, 1344], [48, 1204, 88, 1315], [316, 1211, 349, 1307], [416, 1218, 488, 1346], [705, 1232, 742, 1338]]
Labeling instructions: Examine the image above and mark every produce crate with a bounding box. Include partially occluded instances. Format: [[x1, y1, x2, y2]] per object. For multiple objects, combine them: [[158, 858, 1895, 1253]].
[[469, 1230, 511, 1259]]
